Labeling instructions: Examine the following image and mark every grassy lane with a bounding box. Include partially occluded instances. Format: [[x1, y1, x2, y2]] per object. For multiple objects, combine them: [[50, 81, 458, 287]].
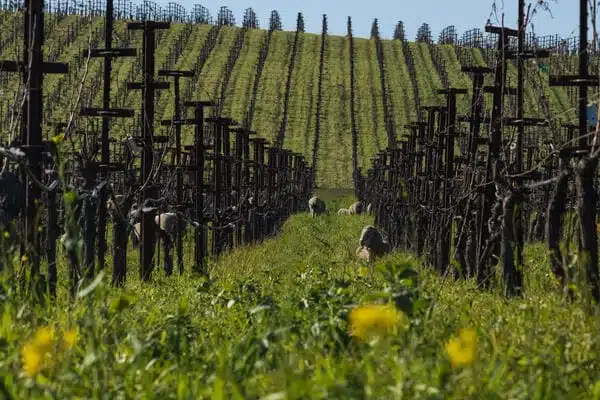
[[410, 42, 444, 107], [439, 44, 473, 116], [318, 35, 353, 188], [536, 58, 576, 124], [45, 17, 105, 123], [505, 60, 540, 118], [353, 38, 384, 172], [164, 24, 215, 145], [0, 11, 22, 53], [2, 189, 600, 398], [151, 24, 213, 146], [285, 32, 321, 160], [152, 23, 191, 119], [0, 15, 92, 111], [525, 60, 572, 128], [469, 47, 547, 119], [252, 30, 294, 144], [106, 23, 144, 139], [194, 26, 239, 109], [221, 29, 264, 122], [384, 40, 417, 128]]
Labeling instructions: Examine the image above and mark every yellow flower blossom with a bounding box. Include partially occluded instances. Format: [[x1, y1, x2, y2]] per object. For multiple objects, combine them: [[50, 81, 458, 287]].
[[21, 325, 77, 377], [33, 326, 55, 351], [445, 328, 477, 368], [21, 342, 44, 377], [62, 329, 77, 350], [51, 133, 65, 145], [349, 303, 405, 341], [21, 327, 56, 377], [21, 255, 28, 264]]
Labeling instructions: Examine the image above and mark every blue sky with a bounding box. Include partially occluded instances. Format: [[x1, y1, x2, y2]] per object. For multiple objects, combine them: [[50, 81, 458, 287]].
[[179, 0, 584, 40]]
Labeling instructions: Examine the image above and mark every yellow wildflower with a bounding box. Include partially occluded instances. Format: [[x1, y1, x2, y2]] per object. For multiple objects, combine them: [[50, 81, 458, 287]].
[[445, 328, 477, 368], [21, 327, 56, 377], [33, 326, 55, 351], [21, 255, 28, 264], [21, 325, 78, 377], [3, 231, 10, 239], [51, 133, 65, 145], [349, 303, 405, 341], [21, 342, 44, 377], [62, 329, 77, 350]]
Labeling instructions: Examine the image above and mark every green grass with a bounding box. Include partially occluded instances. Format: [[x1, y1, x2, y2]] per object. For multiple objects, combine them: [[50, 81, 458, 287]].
[[2, 190, 600, 399], [195, 26, 240, 105], [439, 44, 474, 116], [251, 30, 294, 144], [353, 37, 385, 171], [222, 29, 265, 122], [318, 35, 353, 188], [382, 40, 415, 136], [285, 32, 321, 161], [410, 42, 444, 108]]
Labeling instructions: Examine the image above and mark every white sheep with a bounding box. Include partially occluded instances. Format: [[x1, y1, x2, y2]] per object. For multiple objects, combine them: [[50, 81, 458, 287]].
[[155, 212, 187, 237], [348, 201, 364, 215], [130, 213, 187, 247], [131, 222, 141, 246], [308, 196, 326, 217]]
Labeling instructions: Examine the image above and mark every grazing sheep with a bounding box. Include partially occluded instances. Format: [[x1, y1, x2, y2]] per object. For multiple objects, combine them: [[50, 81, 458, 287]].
[[308, 196, 326, 217], [155, 212, 187, 276], [131, 222, 141, 246], [348, 201, 364, 215], [130, 213, 186, 247], [154, 212, 186, 237], [358, 225, 390, 259], [338, 208, 352, 215], [355, 245, 375, 262]]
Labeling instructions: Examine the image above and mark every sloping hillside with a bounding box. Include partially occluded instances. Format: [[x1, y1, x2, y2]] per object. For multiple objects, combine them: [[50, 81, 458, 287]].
[[0, 12, 576, 188]]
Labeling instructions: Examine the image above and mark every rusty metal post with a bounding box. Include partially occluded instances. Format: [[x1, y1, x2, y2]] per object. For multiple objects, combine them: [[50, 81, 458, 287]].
[[0, 0, 68, 294], [79, 34, 136, 276], [438, 88, 467, 275], [127, 21, 170, 281], [184, 101, 213, 274], [97, 0, 114, 272], [159, 69, 193, 274]]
